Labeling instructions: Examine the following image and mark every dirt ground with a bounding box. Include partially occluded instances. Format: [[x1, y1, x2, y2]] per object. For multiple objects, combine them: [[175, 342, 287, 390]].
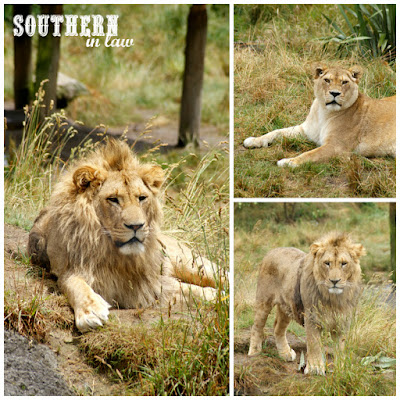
[[234, 328, 309, 396], [4, 224, 208, 395]]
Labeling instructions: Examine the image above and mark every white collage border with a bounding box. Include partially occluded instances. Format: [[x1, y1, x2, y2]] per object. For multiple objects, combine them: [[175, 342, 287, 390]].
[[1, 2, 398, 398]]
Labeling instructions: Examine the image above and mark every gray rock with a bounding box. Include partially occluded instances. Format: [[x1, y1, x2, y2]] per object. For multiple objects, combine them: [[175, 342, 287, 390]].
[[4, 329, 73, 396], [57, 72, 89, 103]]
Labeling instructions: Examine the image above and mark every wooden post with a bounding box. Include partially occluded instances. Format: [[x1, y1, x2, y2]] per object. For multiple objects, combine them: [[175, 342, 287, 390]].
[[13, 5, 32, 109], [35, 4, 63, 118], [178, 5, 208, 148]]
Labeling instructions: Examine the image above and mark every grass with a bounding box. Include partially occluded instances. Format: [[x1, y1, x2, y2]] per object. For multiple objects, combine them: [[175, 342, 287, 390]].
[[234, 202, 395, 395], [4, 4, 229, 130], [4, 87, 229, 395], [234, 4, 396, 198]]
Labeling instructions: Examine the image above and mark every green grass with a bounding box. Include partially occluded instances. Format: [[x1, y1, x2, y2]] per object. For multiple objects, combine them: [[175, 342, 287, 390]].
[[4, 5, 229, 131], [234, 4, 396, 198]]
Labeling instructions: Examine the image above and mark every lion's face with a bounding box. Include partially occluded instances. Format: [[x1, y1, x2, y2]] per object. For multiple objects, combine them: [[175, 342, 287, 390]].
[[95, 172, 157, 255], [72, 152, 165, 256], [314, 65, 363, 112], [310, 234, 365, 296]]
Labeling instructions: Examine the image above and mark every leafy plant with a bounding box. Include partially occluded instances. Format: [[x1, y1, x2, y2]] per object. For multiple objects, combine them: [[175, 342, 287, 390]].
[[321, 4, 396, 62]]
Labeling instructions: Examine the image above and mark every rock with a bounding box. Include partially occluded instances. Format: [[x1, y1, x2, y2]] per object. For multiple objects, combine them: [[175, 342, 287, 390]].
[[4, 329, 73, 396], [57, 72, 89, 107]]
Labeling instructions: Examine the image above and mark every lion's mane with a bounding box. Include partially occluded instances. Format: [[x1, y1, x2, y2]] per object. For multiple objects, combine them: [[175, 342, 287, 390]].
[[28, 139, 174, 308]]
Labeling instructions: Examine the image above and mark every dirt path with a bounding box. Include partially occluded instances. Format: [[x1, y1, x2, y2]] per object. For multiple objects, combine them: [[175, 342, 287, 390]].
[[234, 328, 307, 396]]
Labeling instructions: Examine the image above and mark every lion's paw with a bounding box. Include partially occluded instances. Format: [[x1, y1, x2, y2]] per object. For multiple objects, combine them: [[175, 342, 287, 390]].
[[277, 158, 298, 167], [243, 137, 261, 148], [284, 348, 297, 362], [304, 363, 325, 376], [248, 345, 262, 356], [75, 293, 111, 332]]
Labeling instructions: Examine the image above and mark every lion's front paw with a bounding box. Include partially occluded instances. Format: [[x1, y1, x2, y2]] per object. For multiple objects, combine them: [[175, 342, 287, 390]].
[[281, 348, 296, 362], [277, 158, 298, 167], [304, 362, 325, 376], [75, 292, 111, 332], [243, 137, 261, 148]]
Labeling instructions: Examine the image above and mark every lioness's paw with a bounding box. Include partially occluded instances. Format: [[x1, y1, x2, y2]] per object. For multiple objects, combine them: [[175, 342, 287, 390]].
[[243, 137, 261, 148], [75, 293, 111, 332], [304, 363, 325, 376], [277, 158, 298, 167]]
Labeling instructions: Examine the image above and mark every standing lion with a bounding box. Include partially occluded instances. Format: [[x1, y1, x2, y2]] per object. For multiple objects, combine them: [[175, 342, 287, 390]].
[[28, 139, 222, 332], [248, 232, 365, 375]]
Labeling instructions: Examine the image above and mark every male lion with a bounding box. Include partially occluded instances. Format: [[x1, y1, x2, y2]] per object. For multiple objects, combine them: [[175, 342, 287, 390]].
[[28, 139, 221, 332], [243, 65, 396, 167], [248, 232, 365, 375]]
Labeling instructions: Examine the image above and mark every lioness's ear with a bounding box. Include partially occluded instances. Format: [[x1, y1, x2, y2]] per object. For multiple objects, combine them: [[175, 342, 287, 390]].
[[139, 165, 165, 194], [349, 65, 363, 82], [314, 64, 328, 79], [73, 166, 105, 193]]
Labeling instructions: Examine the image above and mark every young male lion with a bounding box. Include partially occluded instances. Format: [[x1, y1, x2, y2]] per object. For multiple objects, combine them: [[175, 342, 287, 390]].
[[28, 139, 221, 332], [243, 65, 395, 167], [248, 232, 365, 375]]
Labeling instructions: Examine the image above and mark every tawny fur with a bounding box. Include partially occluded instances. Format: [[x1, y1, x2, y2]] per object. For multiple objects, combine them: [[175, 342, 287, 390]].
[[243, 65, 396, 167], [28, 139, 219, 331], [248, 232, 365, 375]]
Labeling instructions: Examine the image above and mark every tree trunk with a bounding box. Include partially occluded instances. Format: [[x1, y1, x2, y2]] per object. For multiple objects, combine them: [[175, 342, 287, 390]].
[[35, 4, 63, 118], [178, 5, 207, 148], [389, 203, 396, 283], [13, 5, 32, 109]]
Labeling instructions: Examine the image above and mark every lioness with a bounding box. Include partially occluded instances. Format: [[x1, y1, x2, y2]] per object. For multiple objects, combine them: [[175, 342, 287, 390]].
[[248, 232, 365, 375], [28, 139, 222, 332], [243, 65, 396, 166]]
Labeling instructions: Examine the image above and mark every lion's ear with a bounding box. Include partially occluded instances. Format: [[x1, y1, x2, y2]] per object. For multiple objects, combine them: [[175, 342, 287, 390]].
[[314, 64, 328, 79], [73, 166, 105, 193], [349, 65, 363, 82], [310, 242, 321, 256], [139, 165, 165, 194], [351, 243, 366, 259]]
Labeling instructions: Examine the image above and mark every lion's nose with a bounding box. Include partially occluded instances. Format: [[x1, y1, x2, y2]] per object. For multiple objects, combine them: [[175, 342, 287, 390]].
[[124, 223, 144, 232], [330, 278, 341, 286], [329, 90, 341, 98]]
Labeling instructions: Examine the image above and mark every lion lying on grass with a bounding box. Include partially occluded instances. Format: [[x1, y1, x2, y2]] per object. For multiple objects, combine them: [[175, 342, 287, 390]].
[[248, 232, 365, 375], [28, 139, 221, 332], [243, 65, 396, 167]]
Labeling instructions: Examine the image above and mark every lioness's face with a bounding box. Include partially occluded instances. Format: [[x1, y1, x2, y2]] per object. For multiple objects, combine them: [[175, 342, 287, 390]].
[[313, 247, 362, 295], [95, 171, 157, 255], [314, 66, 362, 112]]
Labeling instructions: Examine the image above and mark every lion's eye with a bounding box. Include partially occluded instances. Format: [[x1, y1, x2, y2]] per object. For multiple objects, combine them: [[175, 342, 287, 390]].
[[342, 80, 349, 85], [341, 262, 347, 267], [324, 261, 331, 267], [107, 197, 119, 204], [324, 78, 330, 83], [138, 195, 147, 202]]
